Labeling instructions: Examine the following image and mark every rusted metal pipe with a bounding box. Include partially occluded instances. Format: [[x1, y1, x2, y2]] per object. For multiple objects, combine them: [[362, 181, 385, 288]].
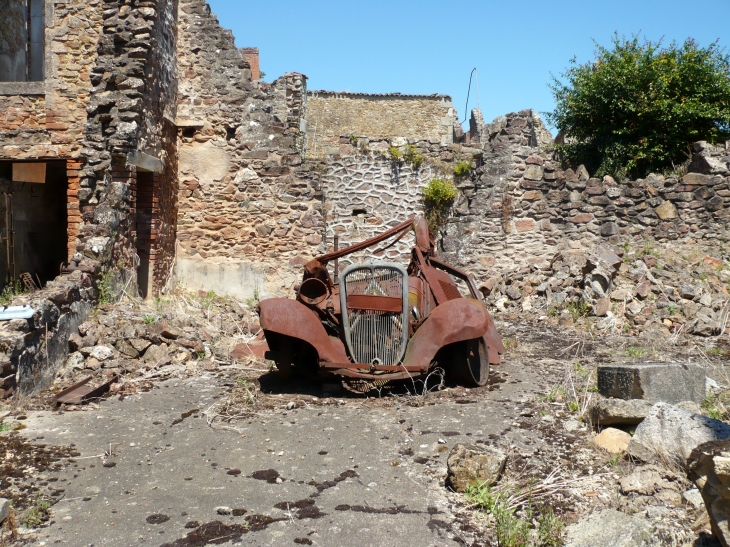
[[333, 235, 339, 282]]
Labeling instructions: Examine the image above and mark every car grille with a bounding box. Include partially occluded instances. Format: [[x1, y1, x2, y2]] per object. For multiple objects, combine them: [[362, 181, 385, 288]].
[[340, 263, 409, 366]]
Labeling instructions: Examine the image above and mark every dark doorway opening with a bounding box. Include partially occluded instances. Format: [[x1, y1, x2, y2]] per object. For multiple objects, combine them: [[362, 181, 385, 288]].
[[0, 161, 68, 289], [136, 171, 154, 298]]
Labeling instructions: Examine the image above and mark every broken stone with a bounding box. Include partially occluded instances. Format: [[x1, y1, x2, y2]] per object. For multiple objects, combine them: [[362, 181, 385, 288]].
[[116, 340, 139, 359], [589, 398, 654, 426], [65, 352, 86, 372], [688, 440, 730, 546], [90, 345, 115, 361], [159, 322, 181, 340], [682, 488, 705, 509], [618, 465, 681, 496], [636, 281, 651, 299], [679, 284, 697, 300], [85, 357, 101, 370], [68, 333, 84, 352], [130, 338, 152, 354], [597, 362, 706, 405], [215, 506, 232, 515], [628, 402, 730, 464], [593, 428, 631, 454], [446, 443, 506, 493], [564, 508, 652, 547]]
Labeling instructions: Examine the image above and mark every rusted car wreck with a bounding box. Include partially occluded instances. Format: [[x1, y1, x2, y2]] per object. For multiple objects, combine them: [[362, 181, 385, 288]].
[[258, 218, 504, 390]]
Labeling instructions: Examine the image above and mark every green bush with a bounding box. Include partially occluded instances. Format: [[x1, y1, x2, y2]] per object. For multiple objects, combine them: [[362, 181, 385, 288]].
[[422, 178, 457, 232], [547, 35, 730, 179]]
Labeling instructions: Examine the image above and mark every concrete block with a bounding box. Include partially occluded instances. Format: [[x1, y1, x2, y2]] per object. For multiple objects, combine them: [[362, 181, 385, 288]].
[[598, 362, 705, 405]]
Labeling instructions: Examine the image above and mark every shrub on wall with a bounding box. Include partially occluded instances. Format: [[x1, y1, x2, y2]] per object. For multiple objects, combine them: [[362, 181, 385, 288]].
[[453, 160, 472, 177], [547, 34, 730, 180], [422, 178, 457, 233]]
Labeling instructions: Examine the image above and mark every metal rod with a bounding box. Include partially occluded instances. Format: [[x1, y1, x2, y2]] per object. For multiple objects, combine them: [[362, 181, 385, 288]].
[[333, 235, 339, 282]]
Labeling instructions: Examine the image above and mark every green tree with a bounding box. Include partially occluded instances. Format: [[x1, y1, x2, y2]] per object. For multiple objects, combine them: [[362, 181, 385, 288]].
[[546, 35, 730, 180]]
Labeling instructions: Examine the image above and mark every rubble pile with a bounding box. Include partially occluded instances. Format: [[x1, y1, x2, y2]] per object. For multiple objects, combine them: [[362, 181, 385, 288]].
[[50, 293, 261, 396], [481, 239, 730, 338]]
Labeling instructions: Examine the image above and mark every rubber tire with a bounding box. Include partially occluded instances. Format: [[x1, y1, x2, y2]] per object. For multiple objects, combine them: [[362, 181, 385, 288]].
[[453, 337, 489, 387]]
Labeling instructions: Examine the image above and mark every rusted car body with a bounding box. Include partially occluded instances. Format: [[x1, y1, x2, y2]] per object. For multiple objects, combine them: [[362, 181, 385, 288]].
[[257, 218, 504, 389]]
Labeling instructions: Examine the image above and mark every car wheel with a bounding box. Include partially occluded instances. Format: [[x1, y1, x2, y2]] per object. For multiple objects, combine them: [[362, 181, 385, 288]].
[[453, 337, 489, 387]]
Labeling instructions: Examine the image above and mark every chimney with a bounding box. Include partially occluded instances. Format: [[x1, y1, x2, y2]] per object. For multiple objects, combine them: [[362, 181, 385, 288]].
[[242, 47, 260, 81]]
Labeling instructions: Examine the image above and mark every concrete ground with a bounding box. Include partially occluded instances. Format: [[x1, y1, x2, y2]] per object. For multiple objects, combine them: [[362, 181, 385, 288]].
[[18, 346, 547, 547]]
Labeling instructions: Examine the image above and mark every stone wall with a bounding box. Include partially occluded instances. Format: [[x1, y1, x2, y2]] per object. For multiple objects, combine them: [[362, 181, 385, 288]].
[[439, 112, 730, 286], [174, 0, 321, 298], [305, 92, 457, 157]]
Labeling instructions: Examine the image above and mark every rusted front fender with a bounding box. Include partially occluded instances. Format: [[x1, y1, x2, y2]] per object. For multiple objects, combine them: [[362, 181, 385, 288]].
[[402, 299, 498, 370], [258, 298, 350, 363]]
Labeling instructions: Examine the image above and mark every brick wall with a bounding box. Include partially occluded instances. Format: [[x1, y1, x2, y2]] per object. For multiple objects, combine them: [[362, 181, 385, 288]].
[[305, 92, 457, 157]]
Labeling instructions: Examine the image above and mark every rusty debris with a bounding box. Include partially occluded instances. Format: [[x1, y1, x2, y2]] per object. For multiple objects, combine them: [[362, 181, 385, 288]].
[[258, 218, 504, 390], [55, 374, 117, 406]]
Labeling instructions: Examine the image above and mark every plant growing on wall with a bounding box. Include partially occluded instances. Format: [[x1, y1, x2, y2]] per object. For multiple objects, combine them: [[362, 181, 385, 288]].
[[453, 160, 472, 178], [422, 178, 457, 233], [404, 144, 424, 169], [547, 34, 730, 179], [388, 145, 404, 163]]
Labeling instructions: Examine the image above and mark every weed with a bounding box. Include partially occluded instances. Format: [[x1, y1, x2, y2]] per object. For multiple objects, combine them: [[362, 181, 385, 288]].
[[641, 241, 659, 258], [143, 314, 158, 325], [196, 352, 206, 361], [626, 346, 647, 360], [608, 454, 622, 468], [465, 482, 564, 547], [542, 386, 565, 403], [0, 280, 24, 306], [703, 393, 730, 421], [422, 178, 457, 232], [97, 270, 114, 305], [22, 494, 50, 528], [388, 146, 403, 162], [564, 300, 591, 321], [707, 348, 726, 356], [698, 273, 708, 281], [0, 423, 10, 433], [503, 337, 518, 351], [573, 362, 588, 378], [348, 134, 358, 146], [453, 160, 472, 177], [567, 400, 580, 413], [404, 144, 424, 169], [666, 305, 679, 315]]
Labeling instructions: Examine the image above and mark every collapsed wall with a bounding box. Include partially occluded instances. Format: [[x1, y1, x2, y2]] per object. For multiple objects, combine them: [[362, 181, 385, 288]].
[[173, 0, 322, 299]]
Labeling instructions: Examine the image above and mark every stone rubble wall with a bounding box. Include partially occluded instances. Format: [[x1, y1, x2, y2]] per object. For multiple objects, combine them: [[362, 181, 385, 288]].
[[174, 0, 320, 298], [305, 92, 457, 157]]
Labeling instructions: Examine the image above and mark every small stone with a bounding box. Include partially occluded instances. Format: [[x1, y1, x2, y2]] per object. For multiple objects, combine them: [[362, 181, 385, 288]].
[[68, 333, 84, 352], [506, 286, 522, 300], [215, 506, 232, 515], [286, 402, 296, 410], [682, 488, 705, 509], [446, 443, 507, 493], [619, 465, 680, 496], [65, 352, 85, 371], [593, 428, 631, 454], [636, 281, 651, 299], [610, 289, 629, 301], [593, 298, 611, 317], [85, 357, 101, 370], [679, 284, 697, 300], [564, 508, 651, 547]]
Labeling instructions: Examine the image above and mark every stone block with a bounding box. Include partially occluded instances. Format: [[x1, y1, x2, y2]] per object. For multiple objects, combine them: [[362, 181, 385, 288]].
[[598, 362, 705, 404], [589, 397, 654, 425]]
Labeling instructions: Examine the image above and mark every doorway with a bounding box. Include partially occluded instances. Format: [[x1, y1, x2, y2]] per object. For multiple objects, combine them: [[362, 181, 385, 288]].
[[0, 161, 68, 289]]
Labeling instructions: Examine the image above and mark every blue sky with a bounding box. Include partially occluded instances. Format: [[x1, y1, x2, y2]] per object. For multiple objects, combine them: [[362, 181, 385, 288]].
[[206, 0, 728, 133]]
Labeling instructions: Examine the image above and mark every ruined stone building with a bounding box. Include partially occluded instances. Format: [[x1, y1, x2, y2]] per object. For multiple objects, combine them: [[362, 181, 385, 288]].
[[1, 0, 729, 397]]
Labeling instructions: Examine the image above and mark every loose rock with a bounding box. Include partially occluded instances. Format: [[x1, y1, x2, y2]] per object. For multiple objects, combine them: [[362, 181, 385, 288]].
[[446, 443, 506, 493]]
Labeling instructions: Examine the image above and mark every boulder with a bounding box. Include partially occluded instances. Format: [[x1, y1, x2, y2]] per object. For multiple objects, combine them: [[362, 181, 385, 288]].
[[598, 362, 706, 405], [564, 509, 652, 547], [593, 428, 631, 454], [446, 443, 506, 493], [0, 498, 9, 525], [688, 440, 730, 547], [628, 403, 730, 465]]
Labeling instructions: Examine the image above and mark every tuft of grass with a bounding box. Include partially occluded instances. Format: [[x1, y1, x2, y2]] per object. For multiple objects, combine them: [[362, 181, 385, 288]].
[[465, 482, 565, 547], [22, 495, 50, 528], [143, 314, 158, 325], [422, 177, 458, 232], [404, 144, 424, 169], [626, 346, 647, 360], [703, 393, 730, 421]]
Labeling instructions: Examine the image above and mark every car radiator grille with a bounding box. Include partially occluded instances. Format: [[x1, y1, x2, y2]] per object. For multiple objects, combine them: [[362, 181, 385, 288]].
[[340, 263, 409, 366]]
